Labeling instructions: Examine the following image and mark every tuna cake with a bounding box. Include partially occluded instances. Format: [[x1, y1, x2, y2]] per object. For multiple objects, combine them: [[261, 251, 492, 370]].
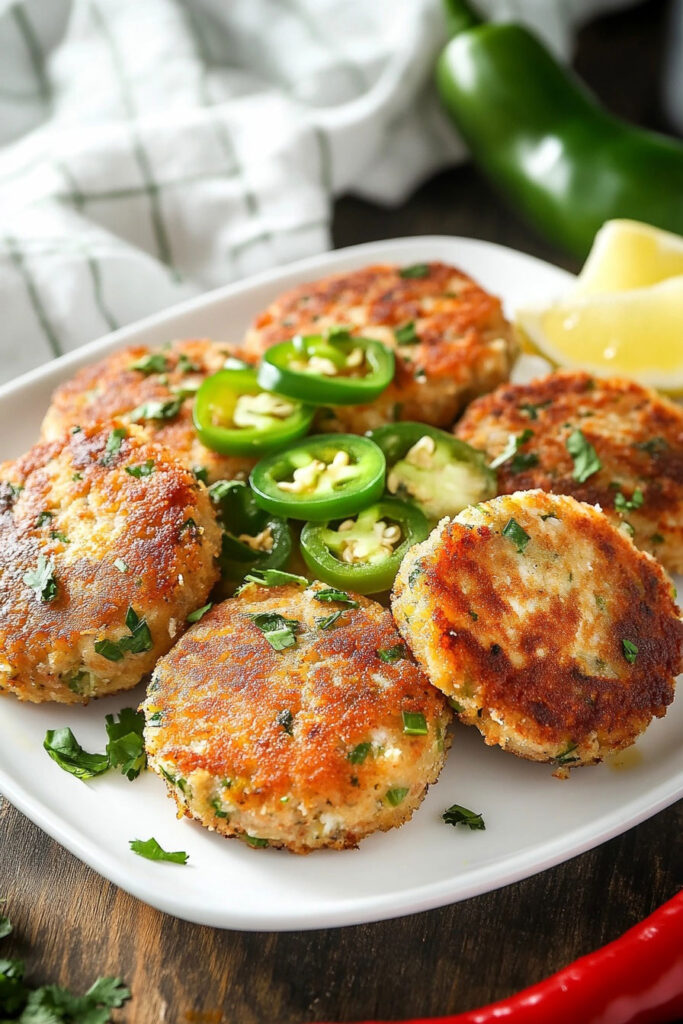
[[142, 579, 451, 853], [242, 262, 517, 433], [454, 370, 683, 573], [41, 338, 256, 484], [392, 491, 683, 772], [0, 424, 221, 703]]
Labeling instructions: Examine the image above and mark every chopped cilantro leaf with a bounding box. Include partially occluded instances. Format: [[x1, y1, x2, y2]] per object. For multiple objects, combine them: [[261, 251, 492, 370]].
[[50, 530, 69, 543], [490, 429, 534, 470], [44, 728, 109, 781], [501, 518, 530, 553], [35, 510, 54, 527], [125, 459, 155, 478], [566, 429, 601, 483], [443, 803, 485, 830], [385, 787, 409, 807], [402, 711, 428, 735], [177, 352, 201, 373], [244, 569, 308, 588], [94, 639, 124, 662], [316, 610, 343, 630], [101, 427, 127, 465], [129, 397, 183, 422], [348, 742, 372, 764], [377, 644, 406, 663], [130, 838, 188, 864], [187, 602, 212, 623], [129, 352, 170, 374], [105, 708, 146, 780], [622, 639, 638, 664], [394, 320, 418, 345], [519, 400, 551, 420], [399, 263, 430, 278], [23, 555, 58, 603], [248, 612, 299, 651], [95, 607, 152, 661], [614, 487, 644, 513], [314, 588, 359, 607]]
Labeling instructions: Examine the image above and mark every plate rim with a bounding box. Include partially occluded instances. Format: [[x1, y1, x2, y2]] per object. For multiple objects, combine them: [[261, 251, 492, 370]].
[[0, 233, 680, 932]]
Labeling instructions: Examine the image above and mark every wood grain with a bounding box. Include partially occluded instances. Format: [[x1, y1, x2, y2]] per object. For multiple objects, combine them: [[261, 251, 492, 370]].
[[1, 2, 681, 1021]]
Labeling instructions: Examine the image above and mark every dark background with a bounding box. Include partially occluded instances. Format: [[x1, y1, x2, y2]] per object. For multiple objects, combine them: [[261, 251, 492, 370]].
[[1, 2, 681, 1021]]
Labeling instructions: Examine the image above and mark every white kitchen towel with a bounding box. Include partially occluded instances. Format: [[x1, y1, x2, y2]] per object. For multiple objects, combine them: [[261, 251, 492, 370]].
[[0, 0, 649, 384]]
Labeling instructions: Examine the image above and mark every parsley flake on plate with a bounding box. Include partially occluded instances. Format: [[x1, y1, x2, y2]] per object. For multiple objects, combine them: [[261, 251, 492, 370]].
[[129, 351, 170, 375], [100, 426, 127, 466], [43, 728, 109, 781], [489, 429, 534, 470], [129, 838, 188, 864], [128, 397, 183, 422], [622, 639, 639, 664], [442, 803, 485, 830], [314, 588, 359, 608], [125, 459, 155, 478], [94, 607, 152, 662], [399, 263, 430, 278], [394, 320, 418, 345]]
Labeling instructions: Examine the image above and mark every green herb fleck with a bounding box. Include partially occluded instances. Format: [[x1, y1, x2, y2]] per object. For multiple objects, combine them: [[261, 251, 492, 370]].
[[44, 728, 109, 781], [72, 472, 83, 482], [244, 569, 308, 588], [540, 512, 559, 521], [490, 429, 534, 470], [614, 488, 644, 513], [187, 602, 212, 623], [348, 742, 372, 764], [130, 838, 188, 864], [448, 697, 465, 713], [314, 588, 359, 608], [193, 465, 209, 485], [553, 742, 580, 766], [129, 397, 183, 422], [594, 593, 606, 611], [95, 606, 152, 661], [101, 427, 127, 465], [105, 708, 146, 780], [501, 518, 530, 554], [248, 612, 299, 651], [377, 644, 406, 664], [114, 557, 129, 573], [129, 352, 170, 374], [399, 263, 430, 278], [211, 797, 229, 819], [408, 565, 422, 587], [519, 400, 551, 420], [50, 530, 69, 543], [394, 320, 418, 345], [23, 555, 58, 603], [566, 429, 602, 483], [243, 835, 269, 848], [385, 787, 409, 807], [316, 610, 343, 630], [468, 609, 478, 621], [125, 459, 155, 478], [35, 510, 54, 527], [177, 352, 201, 373], [402, 711, 428, 735], [275, 709, 294, 735], [443, 803, 485, 830], [622, 639, 638, 664]]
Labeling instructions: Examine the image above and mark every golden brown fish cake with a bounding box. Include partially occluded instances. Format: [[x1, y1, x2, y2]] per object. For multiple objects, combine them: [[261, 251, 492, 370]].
[[243, 262, 517, 432], [455, 371, 683, 574], [41, 339, 255, 484], [0, 424, 221, 704], [142, 580, 451, 853], [392, 491, 682, 772]]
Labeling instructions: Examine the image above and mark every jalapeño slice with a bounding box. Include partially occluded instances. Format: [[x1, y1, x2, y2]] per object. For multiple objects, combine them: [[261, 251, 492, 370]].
[[250, 434, 385, 522], [367, 422, 496, 521], [257, 331, 394, 405], [193, 367, 314, 456], [300, 498, 429, 594]]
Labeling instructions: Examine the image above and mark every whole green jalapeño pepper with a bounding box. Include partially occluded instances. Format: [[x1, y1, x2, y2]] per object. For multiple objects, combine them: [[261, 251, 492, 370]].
[[250, 434, 385, 522], [368, 422, 495, 522], [193, 367, 314, 456], [257, 330, 394, 405], [209, 479, 292, 580], [436, 0, 683, 258], [300, 498, 429, 595]]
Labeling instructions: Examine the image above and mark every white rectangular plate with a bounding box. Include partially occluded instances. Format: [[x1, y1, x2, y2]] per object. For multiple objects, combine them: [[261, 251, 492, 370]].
[[0, 236, 681, 932]]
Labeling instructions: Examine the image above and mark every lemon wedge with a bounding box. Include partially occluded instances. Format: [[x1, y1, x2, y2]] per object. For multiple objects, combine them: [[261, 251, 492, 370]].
[[574, 219, 683, 295], [517, 275, 683, 392]]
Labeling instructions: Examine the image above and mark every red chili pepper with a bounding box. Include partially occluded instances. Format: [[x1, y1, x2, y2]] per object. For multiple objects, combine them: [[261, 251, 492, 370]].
[[319, 891, 683, 1024]]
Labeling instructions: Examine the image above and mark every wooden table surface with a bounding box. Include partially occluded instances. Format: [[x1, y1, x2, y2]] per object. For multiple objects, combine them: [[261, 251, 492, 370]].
[[2, 3, 681, 1022]]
